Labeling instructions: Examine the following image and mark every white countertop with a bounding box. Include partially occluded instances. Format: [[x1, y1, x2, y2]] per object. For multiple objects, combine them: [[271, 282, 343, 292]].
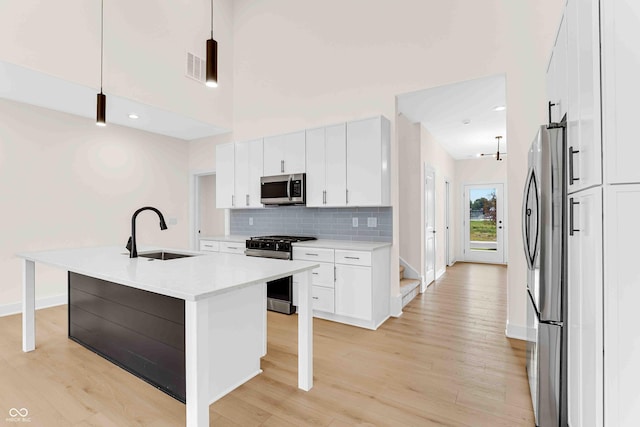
[[199, 235, 249, 243], [16, 246, 318, 302], [292, 239, 392, 251]]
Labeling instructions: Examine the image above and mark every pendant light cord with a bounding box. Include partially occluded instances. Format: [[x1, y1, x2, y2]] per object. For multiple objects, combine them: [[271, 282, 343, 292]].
[[100, 0, 104, 92], [210, 0, 214, 39]]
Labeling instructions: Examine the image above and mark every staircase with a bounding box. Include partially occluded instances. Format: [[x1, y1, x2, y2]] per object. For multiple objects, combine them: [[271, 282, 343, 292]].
[[399, 265, 421, 308]]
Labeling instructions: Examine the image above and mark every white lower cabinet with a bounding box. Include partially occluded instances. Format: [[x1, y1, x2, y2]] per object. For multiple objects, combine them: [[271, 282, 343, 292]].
[[567, 187, 603, 427], [293, 244, 390, 329], [335, 263, 372, 321], [199, 240, 220, 252], [219, 241, 246, 255]]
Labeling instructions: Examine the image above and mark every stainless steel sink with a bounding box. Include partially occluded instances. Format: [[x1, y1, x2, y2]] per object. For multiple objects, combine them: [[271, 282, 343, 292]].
[[138, 251, 196, 260]]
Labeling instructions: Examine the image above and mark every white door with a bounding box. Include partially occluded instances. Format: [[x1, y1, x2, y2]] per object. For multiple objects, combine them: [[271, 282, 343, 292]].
[[424, 166, 436, 287], [335, 264, 372, 321], [463, 183, 505, 264]]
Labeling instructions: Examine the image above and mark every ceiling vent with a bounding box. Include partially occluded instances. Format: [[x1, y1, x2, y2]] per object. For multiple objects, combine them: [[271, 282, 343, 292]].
[[186, 51, 206, 83]]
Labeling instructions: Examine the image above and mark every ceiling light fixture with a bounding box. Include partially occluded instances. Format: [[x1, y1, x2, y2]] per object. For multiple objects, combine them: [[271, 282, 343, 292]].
[[96, 0, 106, 126], [479, 136, 507, 161], [493, 105, 506, 112], [205, 0, 218, 88], [128, 113, 139, 119]]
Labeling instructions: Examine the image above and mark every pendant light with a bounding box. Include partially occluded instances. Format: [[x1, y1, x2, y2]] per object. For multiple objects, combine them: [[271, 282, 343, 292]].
[[96, 0, 106, 126], [205, 0, 218, 88]]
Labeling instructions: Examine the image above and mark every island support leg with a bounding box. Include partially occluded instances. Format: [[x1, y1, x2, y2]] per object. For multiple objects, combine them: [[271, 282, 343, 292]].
[[298, 270, 313, 391], [22, 259, 35, 352], [185, 299, 210, 427]]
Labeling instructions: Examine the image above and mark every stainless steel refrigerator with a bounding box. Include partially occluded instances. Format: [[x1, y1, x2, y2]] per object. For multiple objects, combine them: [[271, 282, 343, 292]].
[[522, 123, 567, 427]]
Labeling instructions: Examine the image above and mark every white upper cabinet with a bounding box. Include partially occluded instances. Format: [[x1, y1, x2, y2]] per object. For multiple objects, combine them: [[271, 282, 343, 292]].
[[215, 142, 235, 209], [346, 116, 391, 206], [305, 124, 347, 207], [566, 0, 602, 193], [263, 131, 306, 176], [602, 0, 640, 184], [547, 14, 569, 124], [234, 139, 263, 208]]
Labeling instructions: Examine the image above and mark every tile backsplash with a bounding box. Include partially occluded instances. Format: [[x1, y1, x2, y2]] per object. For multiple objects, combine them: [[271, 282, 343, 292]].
[[230, 207, 392, 242]]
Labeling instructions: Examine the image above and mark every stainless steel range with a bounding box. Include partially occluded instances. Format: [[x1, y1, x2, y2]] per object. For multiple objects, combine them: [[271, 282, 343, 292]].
[[245, 235, 317, 314]]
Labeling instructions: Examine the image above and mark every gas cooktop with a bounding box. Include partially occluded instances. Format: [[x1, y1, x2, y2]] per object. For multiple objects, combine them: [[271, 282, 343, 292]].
[[245, 235, 316, 256], [249, 235, 317, 243]]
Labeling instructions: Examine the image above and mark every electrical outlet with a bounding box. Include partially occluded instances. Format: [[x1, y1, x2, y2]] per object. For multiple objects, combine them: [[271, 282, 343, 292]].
[[367, 217, 377, 228], [249, 217, 253, 226], [352, 217, 359, 227]]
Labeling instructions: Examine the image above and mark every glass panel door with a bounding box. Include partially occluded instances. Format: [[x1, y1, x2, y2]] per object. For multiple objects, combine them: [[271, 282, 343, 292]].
[[464, 183, 505, 264]]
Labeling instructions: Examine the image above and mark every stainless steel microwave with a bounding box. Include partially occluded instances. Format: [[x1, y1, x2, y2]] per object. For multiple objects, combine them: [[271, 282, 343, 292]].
[[260, 173, 306, 205]]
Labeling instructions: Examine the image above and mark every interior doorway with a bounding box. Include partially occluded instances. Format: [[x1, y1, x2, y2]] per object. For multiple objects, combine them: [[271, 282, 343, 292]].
[[463, 183, 505, 264], [190, 172, 227, 250], [424, 165, 436, 289], [445, 180, 451, 266]]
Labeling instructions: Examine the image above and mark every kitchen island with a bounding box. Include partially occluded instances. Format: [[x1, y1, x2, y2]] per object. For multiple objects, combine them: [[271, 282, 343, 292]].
[[16, 246, 318, 427]]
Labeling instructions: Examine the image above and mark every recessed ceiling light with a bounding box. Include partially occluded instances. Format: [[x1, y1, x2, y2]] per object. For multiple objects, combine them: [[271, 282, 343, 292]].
[[462, 119, 471, 125], [493, 105, 506, 111], [128, 113, 139, 119]]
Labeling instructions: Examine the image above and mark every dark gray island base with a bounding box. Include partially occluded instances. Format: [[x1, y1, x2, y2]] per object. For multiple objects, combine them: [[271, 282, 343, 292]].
[[68, 272, 186, 402]]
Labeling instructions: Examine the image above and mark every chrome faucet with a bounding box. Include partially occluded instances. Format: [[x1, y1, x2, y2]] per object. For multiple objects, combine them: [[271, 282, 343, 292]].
[[126, 206, 168, 258]]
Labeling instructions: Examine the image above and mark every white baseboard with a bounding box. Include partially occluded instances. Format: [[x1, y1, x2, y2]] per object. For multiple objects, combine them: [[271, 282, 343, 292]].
[[0, 294, 67, 317], [390, 293, 403, 317], [505, 321, 531, 341], [435, 267, 446, 280]]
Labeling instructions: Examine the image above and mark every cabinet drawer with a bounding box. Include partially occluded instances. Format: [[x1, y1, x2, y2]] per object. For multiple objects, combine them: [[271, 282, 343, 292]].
[[311, 262, 334, 288], [199, 240, 220, 252], [335, 250, 371, 266], [219, 242, 246, 255], [312, 286, 335, 313], [293, 247, 335, 263]]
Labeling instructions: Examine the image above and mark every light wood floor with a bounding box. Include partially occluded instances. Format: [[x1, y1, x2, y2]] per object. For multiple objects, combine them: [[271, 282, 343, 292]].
[[0, 262, 533, 426]]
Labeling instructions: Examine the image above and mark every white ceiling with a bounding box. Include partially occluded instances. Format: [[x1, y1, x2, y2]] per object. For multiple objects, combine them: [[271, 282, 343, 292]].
[[397, 74, 506, 160], [0, 60, 228, 141]]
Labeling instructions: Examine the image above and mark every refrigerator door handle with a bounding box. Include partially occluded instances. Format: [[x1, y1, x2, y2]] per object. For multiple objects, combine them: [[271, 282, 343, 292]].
[[522, 167, 539, 270]]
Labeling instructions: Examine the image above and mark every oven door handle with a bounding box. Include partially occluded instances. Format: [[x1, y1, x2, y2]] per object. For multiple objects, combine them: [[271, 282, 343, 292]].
[[287, 175, 292, 201]]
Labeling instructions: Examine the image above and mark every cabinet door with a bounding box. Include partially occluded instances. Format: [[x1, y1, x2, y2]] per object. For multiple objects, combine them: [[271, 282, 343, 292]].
[[234, 141, 250, 208], [555, 14, 569, 121], [604, 184, 640, 427], [568, 0, 602, 193], [568, 187, 603, 427], [347, 117, 383, 206], [247, 139, 264, 207], [325, 123, 347, 206], [215, 143, 235, 208], [335, 264, 371, 320], [282, 131, 306, 174], [305, 127, 326, 207], [263, 134, 284, 176], [602, 0, 640, 184]]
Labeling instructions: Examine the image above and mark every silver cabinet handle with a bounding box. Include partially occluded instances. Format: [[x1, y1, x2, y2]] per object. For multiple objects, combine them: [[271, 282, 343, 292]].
[[305, 253, 319, 256], [246, 194, 249, 206], [569, 197, 580, 236], [345, 256, 360, 260], [323, 190, 326, 205], [312, 272, 319, 275], [232, 195, 235, 207], [203, 244, 213, 248], [312, 296, 319, 300], [569, 146, 580, 185], [346, 189, 349, 204], [281, 160, 285, 173]]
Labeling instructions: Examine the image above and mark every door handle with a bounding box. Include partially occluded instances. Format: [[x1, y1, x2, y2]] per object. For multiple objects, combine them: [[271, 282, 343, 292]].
[[281, 160, 285, 173], [569, 198, 580, 236], [287, 175, 292, 200]]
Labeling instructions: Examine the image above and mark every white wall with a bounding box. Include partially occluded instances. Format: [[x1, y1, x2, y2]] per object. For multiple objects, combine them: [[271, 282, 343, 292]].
[[199, 174, 225, 236], [0, 0, 234, 130], [221, 0, 564, 331], [0, 98, 189, 310], [454, 157, 508, 262]]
